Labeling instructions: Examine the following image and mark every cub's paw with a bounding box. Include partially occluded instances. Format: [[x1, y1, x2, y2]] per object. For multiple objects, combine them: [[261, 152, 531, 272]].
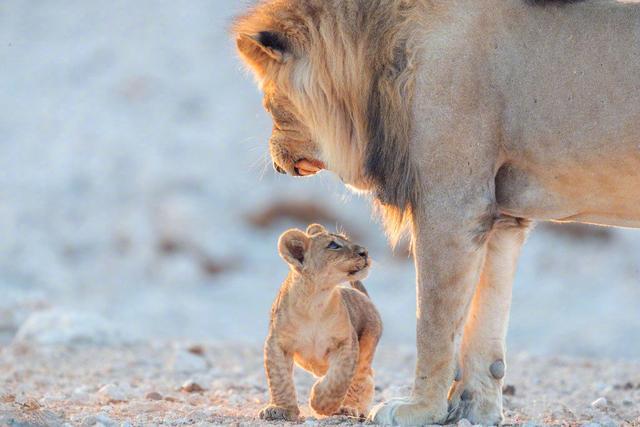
[[335, 406, 363, 419], [259, 404, 300, 421]]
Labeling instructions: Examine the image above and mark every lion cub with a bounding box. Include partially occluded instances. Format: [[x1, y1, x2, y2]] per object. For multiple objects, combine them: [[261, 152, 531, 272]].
[[259, 224, 383, 421]]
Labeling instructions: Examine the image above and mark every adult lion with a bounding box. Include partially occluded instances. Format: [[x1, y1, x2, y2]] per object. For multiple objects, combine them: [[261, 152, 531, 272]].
[[233, 0, 640, 424]]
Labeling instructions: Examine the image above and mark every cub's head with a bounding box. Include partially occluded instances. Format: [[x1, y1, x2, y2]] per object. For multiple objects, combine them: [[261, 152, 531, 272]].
[[278, 224, 370, 284]]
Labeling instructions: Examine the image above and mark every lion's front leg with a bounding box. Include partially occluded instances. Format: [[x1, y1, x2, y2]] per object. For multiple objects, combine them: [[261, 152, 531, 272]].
[[370, 202, 490, 425], [447, 222, 530, 425]]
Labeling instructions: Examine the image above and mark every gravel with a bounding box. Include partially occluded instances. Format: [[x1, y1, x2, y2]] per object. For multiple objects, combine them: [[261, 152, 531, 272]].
[[1, 342, 638, 426]]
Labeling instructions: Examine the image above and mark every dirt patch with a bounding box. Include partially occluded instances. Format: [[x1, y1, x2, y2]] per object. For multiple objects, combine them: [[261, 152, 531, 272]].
[[1, 342, 638, 426]]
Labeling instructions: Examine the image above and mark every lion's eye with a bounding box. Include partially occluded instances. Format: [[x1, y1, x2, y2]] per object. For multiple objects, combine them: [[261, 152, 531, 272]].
[[326, 241, 342, 250]]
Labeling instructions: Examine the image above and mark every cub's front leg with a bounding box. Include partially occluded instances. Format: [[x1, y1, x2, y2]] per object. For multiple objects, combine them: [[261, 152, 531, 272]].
[[260, 334, 300, 421], [310, 333, 358, 416]]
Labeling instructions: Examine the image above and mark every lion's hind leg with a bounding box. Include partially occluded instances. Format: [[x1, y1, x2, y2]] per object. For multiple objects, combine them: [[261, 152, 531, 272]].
[[447, 221, 530, 425]]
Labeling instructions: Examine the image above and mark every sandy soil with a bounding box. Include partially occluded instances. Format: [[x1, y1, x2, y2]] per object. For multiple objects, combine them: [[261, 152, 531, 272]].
[[1, 341, 639, 426]]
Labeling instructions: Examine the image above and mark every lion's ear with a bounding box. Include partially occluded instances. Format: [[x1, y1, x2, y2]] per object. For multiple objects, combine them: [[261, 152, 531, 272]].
[[236, 31, 289, 76], [306, 224, 327, 236], [278, 229, 309, 271]]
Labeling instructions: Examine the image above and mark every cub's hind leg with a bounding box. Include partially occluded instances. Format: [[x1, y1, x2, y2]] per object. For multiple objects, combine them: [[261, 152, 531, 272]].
[[260, 335, 300, 421], [341, 332, 380, 418]]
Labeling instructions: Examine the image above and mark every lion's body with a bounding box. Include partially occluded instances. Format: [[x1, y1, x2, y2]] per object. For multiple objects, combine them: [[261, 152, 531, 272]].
[[411, 0, 640, 228], [260, 225, 382, 421], [235, 0, 640, 425]]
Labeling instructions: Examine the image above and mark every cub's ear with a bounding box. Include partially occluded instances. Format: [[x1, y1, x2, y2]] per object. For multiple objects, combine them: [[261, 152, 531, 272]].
[[278, 229, 309, 270], [236, 31, 289, 76], [306, 224, 327, 236]]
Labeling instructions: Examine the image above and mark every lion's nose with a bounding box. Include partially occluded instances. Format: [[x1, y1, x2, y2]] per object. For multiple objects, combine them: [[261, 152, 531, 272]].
[[273, 162, 287, 174]]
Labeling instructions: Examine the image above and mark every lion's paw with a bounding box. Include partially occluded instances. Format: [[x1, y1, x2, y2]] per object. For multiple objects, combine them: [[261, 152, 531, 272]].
[[368, 397, 448, 426], [446, 379, 503, 425], [259, 404, 300, 421]]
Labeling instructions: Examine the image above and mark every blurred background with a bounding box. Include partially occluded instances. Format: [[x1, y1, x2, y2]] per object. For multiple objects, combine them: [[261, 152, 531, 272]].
[[0, 1, 638, 359]]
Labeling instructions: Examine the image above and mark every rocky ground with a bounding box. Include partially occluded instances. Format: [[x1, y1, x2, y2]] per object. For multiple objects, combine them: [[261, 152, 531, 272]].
[[1, 341, 639, 427]]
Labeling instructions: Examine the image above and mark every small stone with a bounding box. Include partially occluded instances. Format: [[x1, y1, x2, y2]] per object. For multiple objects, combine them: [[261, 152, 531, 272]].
[[81, 415, 97, 427], [95, 413, 115, 426], [503, 384, 516, 396], [457, 418, 473, 427], [490, 360, 505, 380], [180, 379, 205, 393], [145, 391, 163, 400], [622, 399, 633, 406], [98, 384, 126, 403], [460, 390, 473, 401], [591, 397, 609, 409], [187, 344, 205, 355]]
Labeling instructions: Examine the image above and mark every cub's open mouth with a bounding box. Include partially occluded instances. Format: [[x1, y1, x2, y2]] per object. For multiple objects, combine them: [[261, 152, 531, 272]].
[[294, 159, 325, 176]]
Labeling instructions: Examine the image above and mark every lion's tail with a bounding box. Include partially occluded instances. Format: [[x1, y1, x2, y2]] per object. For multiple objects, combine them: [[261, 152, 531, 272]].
[[350, 280, 370, 297]]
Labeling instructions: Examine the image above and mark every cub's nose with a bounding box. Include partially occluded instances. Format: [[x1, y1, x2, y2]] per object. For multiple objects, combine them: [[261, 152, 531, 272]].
[[273, 162, 287, 174], [356, 246, 368, 260]]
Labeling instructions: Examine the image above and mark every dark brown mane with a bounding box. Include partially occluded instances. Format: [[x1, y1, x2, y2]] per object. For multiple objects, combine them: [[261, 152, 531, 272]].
[[360, 1, 422, 244]]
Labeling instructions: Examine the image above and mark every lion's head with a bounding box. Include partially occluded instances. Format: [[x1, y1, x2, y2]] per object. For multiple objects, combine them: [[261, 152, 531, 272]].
[[233, 0, 423, 242]]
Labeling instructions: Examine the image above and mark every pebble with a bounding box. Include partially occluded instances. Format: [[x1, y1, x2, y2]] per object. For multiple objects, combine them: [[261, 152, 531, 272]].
[[81, 415, 98, 427], [457, 419, 473, 427], [71, 386, 90, 403], [180, 379, 205, 393], [145, 391, 163, 400], [187, 344, 205, 355], [81, 414, 114, 427], [98, 384, 126, 403], [591, 397, 608, 409]]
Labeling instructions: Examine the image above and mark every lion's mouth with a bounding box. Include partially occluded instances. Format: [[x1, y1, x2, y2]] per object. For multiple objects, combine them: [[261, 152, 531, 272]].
[[294, 159, 325, 176]]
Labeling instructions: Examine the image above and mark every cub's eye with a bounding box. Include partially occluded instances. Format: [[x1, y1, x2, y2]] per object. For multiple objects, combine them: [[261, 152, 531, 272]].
[[326, 241, 342, 250]]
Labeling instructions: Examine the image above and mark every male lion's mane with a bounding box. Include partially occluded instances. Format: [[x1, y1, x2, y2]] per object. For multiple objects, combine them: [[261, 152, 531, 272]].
[[233, 0, 425, 245]]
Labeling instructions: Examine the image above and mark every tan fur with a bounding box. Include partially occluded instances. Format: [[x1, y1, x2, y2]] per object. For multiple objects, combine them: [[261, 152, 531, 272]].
[[259, 224, 382, 421], [234, 0, 423, 243], [236, 0, 640, 424]]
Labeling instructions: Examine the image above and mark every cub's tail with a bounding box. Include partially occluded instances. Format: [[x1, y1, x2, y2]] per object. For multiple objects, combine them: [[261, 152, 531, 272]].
[[350, 280, 369, 297]]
